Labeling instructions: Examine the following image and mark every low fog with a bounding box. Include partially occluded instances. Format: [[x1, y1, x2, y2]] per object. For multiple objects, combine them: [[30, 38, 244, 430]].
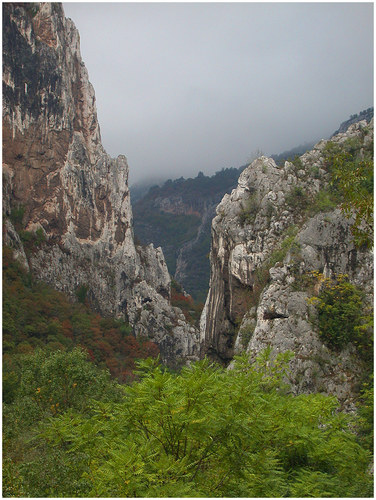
[[63, 2, 373, 185]]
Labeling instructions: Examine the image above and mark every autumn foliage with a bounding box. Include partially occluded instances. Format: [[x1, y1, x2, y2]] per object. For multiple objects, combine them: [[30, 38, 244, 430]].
[[3, 246, 159, 383], [170, 279, 203, 324]]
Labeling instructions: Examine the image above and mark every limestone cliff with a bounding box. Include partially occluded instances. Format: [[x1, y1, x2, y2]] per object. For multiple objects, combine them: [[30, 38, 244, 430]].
[[3, 3, 198, 366], [200, 120, 373, 407]]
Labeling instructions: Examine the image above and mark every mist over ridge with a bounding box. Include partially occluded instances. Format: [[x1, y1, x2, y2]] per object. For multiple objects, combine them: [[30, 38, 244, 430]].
[[63, 2, 373, 185]]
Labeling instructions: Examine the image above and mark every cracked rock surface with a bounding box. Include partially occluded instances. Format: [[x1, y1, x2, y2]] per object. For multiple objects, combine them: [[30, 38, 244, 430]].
[[3, 3, 199, 366], [201, 120, 373, 407]]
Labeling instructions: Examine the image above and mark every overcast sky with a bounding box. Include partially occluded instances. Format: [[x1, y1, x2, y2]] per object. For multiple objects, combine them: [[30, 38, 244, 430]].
[[63, 2, 373, 185]]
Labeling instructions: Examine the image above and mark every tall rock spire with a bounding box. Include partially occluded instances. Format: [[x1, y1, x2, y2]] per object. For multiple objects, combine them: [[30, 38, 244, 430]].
[[3, 2, 199, 367]]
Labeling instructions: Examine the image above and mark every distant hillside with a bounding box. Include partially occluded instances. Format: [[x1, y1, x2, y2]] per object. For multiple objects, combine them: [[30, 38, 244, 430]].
[[331, 107, 373, 137], [271, 141, 317, 166], [130, 177, 166, 203], [132, 167, 245, 301]]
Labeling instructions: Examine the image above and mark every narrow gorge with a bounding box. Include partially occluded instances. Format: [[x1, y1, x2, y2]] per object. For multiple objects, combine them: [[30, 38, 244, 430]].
[[3, 3, 373, 497], [3, 3, 373, 406]]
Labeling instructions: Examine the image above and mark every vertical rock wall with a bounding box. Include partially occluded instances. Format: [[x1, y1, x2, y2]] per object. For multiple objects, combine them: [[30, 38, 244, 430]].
[[200, 121, 373, 406], [3, 3, 198, 366]]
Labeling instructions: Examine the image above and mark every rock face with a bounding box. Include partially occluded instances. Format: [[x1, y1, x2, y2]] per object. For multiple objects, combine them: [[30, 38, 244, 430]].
[[3, 3, 198, 366], [200, 120, 373, 407]]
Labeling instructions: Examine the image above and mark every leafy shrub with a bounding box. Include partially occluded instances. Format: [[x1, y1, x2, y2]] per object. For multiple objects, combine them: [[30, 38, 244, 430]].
[[2, 347, 123, 497], [285, 186, 308, 210], [309, 165, 321, 179], [9, 205, 25, 228], [75, 284, 88, 304], [323, 135, 373, 248], [309, 273, 372, 353], [238, 194, 259, 226], [35, 227, 45, 244], [356, 379, 374, 453], [26, 3, 40, 18], [265, 201, 275, 219], [250, 226, 300, 309], [18, 227, 46, 253], [34, 351, 373, 498], [309, 189, 338, 215], [268, 225, 300, 268], [239, 323, 255, 348], [288, 155, 304, 170], [2, 458, 25, 497], [3, 348, 121, 430]]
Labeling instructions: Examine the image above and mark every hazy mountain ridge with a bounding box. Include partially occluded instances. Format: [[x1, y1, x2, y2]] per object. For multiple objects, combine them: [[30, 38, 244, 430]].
[[132, 111, 372, 301], [331, 107, 373, 137], [133, 167, 246, 301], [271, 141, 317, 165]]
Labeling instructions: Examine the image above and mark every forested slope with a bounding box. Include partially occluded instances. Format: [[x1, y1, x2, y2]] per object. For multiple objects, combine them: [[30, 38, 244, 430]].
[[133, 167, 245, 301]]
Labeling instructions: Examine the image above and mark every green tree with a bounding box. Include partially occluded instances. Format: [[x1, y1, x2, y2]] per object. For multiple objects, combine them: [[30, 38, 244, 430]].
[[324, 136, 374, 248], [2, 347, 123, 497], [37, 351, 372, 497], [4, 347, 121, 430], [356, 379, 374, 453], [308, 273, 373, 356], [334, 156, 373, 248]]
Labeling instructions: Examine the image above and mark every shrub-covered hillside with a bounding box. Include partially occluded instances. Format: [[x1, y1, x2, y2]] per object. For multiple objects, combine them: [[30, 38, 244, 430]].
[[3, 246, 159, 385], [3, 349, 373, 497]]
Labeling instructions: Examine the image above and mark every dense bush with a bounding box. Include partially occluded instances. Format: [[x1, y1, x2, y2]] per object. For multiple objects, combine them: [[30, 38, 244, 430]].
[[309, 273, 373, 356], [3, 348, 123, 497], [323, 134, 373, 248], [9, 205, 25, 228], [356, 380, 374, 453], [26, 351, 373, 497], [3, 348, 122, 433], [285, 185, 309, 210], [238, 193, 259, 226], [309, 189, 338, 215]]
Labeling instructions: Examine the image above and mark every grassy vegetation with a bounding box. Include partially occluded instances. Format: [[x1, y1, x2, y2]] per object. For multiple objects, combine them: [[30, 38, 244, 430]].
[[238, 193, 259, 226]]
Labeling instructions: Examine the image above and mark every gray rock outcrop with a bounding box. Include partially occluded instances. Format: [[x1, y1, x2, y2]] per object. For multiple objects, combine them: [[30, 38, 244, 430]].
[[200, 120, 373, 406], [3, 2, 198, 366]]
